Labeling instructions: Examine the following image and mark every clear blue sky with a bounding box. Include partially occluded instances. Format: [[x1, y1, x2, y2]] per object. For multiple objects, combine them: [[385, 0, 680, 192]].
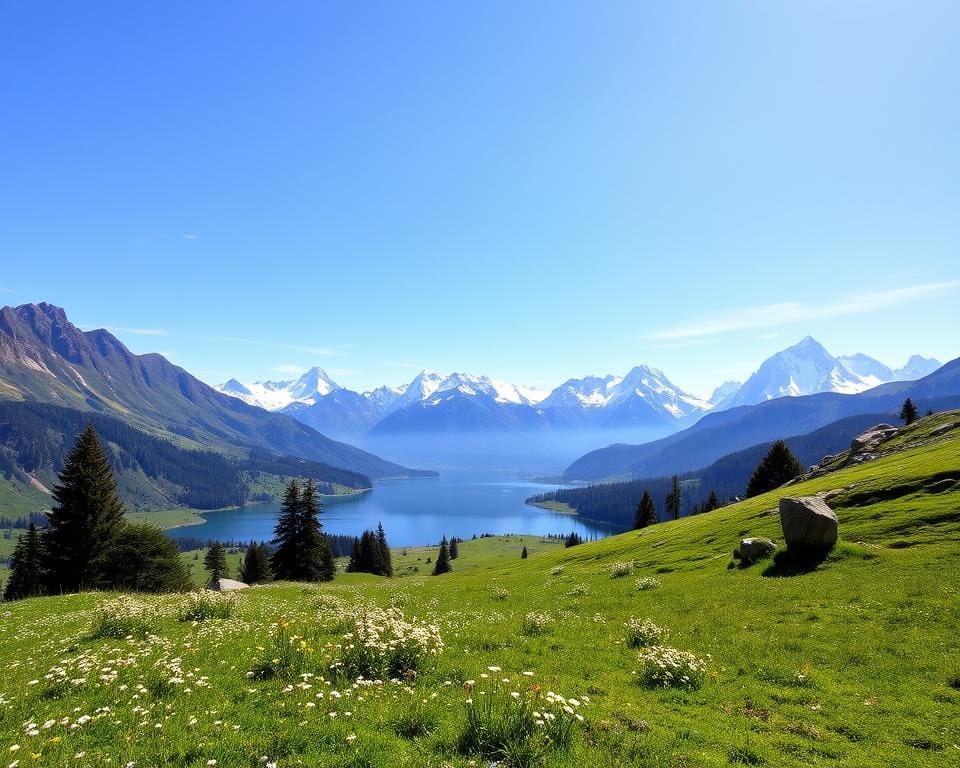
[[2, 2, 958, 396]]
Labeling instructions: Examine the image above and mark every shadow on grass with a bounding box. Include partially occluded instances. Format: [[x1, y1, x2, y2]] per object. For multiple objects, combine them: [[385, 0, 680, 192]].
[[761, 547, 831, 577]]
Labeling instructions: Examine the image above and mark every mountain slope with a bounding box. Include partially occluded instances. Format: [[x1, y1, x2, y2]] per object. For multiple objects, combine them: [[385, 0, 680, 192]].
[[563, 356, 960, 481], [0, 303, 424, 479]]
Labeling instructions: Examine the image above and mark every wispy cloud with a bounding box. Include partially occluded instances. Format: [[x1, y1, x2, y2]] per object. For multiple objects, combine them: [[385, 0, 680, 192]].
[[182, 233, 198, 240], [648, 281, 960, 341], [0, 287, 14, 294], [216, 336, 348, 357], [270, 364, 305, 375]]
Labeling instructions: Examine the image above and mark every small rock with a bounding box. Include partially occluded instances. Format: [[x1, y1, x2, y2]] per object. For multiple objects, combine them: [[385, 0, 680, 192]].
[[733, 537, 777, 564], [930, 422, 959, 437], [208, 578, 248, 591], [779, 497, 839, 551]]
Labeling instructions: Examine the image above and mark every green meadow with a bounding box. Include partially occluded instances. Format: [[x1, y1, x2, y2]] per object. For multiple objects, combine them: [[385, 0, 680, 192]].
[[1, 415, 958, 766]]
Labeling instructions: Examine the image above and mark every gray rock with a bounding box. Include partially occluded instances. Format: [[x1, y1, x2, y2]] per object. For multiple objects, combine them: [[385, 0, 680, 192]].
[[208, 578, 248, 591], [926, 478, 957, 494], [930, 422, 959, 437], [733, 537, 777, 564], [779, 497, 838, 551], [850, 424, 898, 454]]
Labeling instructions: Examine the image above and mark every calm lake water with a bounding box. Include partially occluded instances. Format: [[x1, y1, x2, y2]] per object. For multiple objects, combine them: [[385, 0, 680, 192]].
[[167, 470, 617, 547]]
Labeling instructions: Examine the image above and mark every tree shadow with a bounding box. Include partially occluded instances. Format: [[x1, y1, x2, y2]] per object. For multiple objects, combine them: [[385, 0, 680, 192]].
[[761, 547, 832, 577]]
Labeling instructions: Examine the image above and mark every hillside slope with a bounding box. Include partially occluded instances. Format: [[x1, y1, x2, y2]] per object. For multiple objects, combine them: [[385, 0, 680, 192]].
[[0, 303, 426, 479], [1, 420, 958, 766]]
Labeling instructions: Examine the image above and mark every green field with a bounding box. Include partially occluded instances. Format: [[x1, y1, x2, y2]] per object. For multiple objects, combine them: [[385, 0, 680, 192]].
[[0, 415, 958, 766]]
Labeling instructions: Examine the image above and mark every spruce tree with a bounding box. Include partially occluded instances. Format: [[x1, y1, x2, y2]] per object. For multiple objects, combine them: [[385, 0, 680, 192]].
[[375, 522, 393, 577], [449, 536, 459, 560], [746, 440, 805, 497], [4, 523, 45, 601], [432, 536, 452, 575], [564, 532, 583, 548], [44, 424, 126, 593], [346, 536, 362, 573], [633, 490, 657, 529], [665, 475, 682, 521], [521, 545, 528, 559], [358, 530, 379, 573], [239, 543, 271, 584], [271, 480, 303, 580], [705, 490, 721, 512], [204, 542, 229, 583], [900, 397, 919, 425], [299, 480, 335, 582]]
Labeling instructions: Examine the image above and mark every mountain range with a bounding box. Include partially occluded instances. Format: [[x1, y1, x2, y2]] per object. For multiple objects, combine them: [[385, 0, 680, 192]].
[[215, 337, 942, 469], [0, 303, 431, 515]]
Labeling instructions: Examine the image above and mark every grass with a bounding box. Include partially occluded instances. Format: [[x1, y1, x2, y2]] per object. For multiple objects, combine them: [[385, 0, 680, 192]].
[[0, 415, 958, 766]]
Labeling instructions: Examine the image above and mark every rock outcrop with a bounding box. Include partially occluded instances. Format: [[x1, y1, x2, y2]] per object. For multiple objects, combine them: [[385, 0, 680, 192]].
[[733, 537, 777, 564]]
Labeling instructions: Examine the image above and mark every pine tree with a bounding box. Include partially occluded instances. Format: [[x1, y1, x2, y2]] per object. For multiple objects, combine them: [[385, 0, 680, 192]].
[[704, 490, 721, 512], [300, 480, 335, 582], [44, 424, 126, 593], [346, 536, 362, 573], [633, 490, 657, 529], [665, 475, 682, 521], [204, 542, 229, 583], [4, 523, 45, 600], [432, 536, 452, 575], [746, 440, 805, 497], [900, 397, 919, 425], [521, 545, 528, 559], [271, 480, 303, 580], [239, 543, 271, 584], [449, 536, 459, 560], [375, 522, 393, 577], [564, 532, 583, 548]]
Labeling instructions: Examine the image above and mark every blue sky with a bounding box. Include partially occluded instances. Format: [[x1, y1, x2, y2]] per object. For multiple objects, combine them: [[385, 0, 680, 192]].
[[1, 1, 958, 397]]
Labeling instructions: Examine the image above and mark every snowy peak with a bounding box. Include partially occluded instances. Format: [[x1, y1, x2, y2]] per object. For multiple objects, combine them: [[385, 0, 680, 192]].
[[709, 380, 741, 407], [215, 366, 340, 410], [894, 354, 942, 380], [729, 336, 868, 408]]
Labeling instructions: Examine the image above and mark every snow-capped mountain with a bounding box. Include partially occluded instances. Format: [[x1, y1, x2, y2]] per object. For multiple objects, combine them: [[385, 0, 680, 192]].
[[894, 354, 942, 380], [727, 336, 871, 408], [215, 367, 340, 410], [724, 338, 943, 410], [708, 380, 741, 410]]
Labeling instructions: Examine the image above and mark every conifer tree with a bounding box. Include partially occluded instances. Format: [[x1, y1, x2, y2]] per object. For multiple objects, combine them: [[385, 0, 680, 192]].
[[346, 536, 362, 573], [44, 424, 126, 593], [564, 532, 583, 548], [521, 545, 528, 559], [633, 490, 657, 529], [449, 536, 459, 560], [239, 542, 271, 584], [4, 523, 45, 601], [705, 490, 721, 512], [270, 480, 302, 580], [746, 440, 805, 497], [900, 397, 919, 425], [299, 479, 335, 582], [665, 475, 682, 521], [375, 522, 393, 577], [204, 542, 229, 583], [432, 536, 452, 575]]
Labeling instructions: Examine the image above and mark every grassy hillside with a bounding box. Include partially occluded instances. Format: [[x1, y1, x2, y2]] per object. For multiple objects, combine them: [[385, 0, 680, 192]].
[[1, 418, 958, 766]]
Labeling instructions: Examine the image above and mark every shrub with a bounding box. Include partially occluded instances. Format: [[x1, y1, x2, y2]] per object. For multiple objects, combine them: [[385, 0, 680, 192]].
[[636, 645, 708, 690], [610, 561, 634, 578], [337, 607, 444, 679], [636, 576, 661, 591], [549, 566, 564, 576], [90, 596, 152, 639], [624, 618, 667, 648], [520, 612, 554, 636], [177, 590, 238, 622]]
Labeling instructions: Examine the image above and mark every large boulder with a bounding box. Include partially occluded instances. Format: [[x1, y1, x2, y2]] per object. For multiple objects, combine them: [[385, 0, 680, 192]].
[[733, 537, 777, 564], [779, 497, 838, 551]]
